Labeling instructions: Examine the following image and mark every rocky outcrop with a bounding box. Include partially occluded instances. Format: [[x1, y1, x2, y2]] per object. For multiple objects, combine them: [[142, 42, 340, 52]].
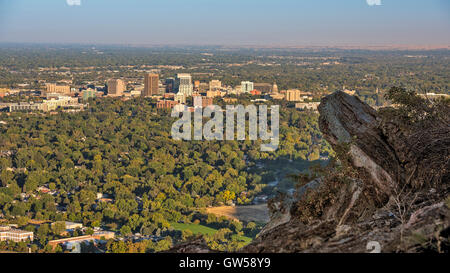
[[164, 237, 218, 253], [242, 91, 449, 253], [319, 91, 450, 192], [318, 92, 396, 197]]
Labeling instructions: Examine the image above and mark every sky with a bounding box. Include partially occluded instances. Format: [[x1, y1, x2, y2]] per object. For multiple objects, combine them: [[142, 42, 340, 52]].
[[0, 0, 449, 46]]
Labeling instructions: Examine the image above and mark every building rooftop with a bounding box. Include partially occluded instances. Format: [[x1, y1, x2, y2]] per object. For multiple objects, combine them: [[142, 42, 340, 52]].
[[0, 226, 33, 234]]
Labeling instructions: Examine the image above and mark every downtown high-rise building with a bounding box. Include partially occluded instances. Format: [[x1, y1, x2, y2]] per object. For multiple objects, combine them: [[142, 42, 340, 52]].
[[165, 78, 175, 93], [241, 81, 254, 93], [143, 74, 159, 97], [107, 79, 126, 96], [175, 73, 193, 97]]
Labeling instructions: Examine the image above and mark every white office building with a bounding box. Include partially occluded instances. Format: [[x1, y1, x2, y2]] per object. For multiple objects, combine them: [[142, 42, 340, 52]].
[[241, 81, 254, 93], [176, 74, 194, 97]]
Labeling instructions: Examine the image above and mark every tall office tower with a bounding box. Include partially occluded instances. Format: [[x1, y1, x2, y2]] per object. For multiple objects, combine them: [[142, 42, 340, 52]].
[[175, 73, 193, 97], [209, 80, 222, 91], [165, 78, 175, 93], [241, 81, 254, 93], [143, 74, 159, 97], [107, 79, 126, 96]]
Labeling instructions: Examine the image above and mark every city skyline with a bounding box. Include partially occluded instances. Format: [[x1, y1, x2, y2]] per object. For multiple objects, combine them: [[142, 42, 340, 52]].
[[0, 0, 449, 46]]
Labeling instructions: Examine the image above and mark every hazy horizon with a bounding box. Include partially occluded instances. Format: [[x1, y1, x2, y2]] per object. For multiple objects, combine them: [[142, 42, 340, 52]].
[[0, 0, 449, 46], [0, 42, 449, 50]]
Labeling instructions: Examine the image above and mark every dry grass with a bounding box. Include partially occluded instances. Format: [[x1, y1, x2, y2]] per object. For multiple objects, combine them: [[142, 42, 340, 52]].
[[206, 204, 270, 223]]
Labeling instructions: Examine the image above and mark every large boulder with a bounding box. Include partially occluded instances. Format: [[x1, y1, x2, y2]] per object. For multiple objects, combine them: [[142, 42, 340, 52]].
[[242, 91, 450, 253], [319, 91, 450, 193]]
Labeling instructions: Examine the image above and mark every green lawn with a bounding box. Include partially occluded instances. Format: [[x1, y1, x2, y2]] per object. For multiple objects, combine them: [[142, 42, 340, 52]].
[[170, 222, 252, 243], [170, 222, 218, 236]]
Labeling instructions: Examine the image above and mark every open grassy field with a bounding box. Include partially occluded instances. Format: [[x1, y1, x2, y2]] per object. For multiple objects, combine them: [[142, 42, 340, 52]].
[[170, 222, 252, 243], [206, 204, 270, 223]]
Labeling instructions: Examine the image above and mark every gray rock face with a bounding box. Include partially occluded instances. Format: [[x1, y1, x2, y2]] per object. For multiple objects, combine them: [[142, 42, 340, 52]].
[[318, 91, 397, 196], [260, 179, 323, 236], [241, 91, 450, 253], [319, 91, 449, 194]]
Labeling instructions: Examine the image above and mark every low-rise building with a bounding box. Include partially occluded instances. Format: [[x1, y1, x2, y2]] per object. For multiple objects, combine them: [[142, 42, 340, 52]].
[[0, 226, 34, 242], [286, 89, 303, 102], [81, 88, 96, 101], [295, 102, 321, 111], [286, 90, 314, 102], [163, 93, 175, 99], [228, 86, 243, 95], [223, 98, 238, 103], [193, 96, 214, 108], [127, 90, 141, 97], [206, 90, 223, 98], [43, 96, 80, 111], [8, 102, 46, 112], [157, 100, 178, 109], [270, 93, 285, 100], [64, 222, 83, 231], [48, 231, 115, 250], [209, 80, 222, 91], [7, 95, 85, 113], [45, 83, 71, 95]]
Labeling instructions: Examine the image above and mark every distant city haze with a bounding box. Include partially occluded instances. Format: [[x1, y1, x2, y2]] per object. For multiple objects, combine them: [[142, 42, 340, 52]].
[[0, 0, 449, 46]]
